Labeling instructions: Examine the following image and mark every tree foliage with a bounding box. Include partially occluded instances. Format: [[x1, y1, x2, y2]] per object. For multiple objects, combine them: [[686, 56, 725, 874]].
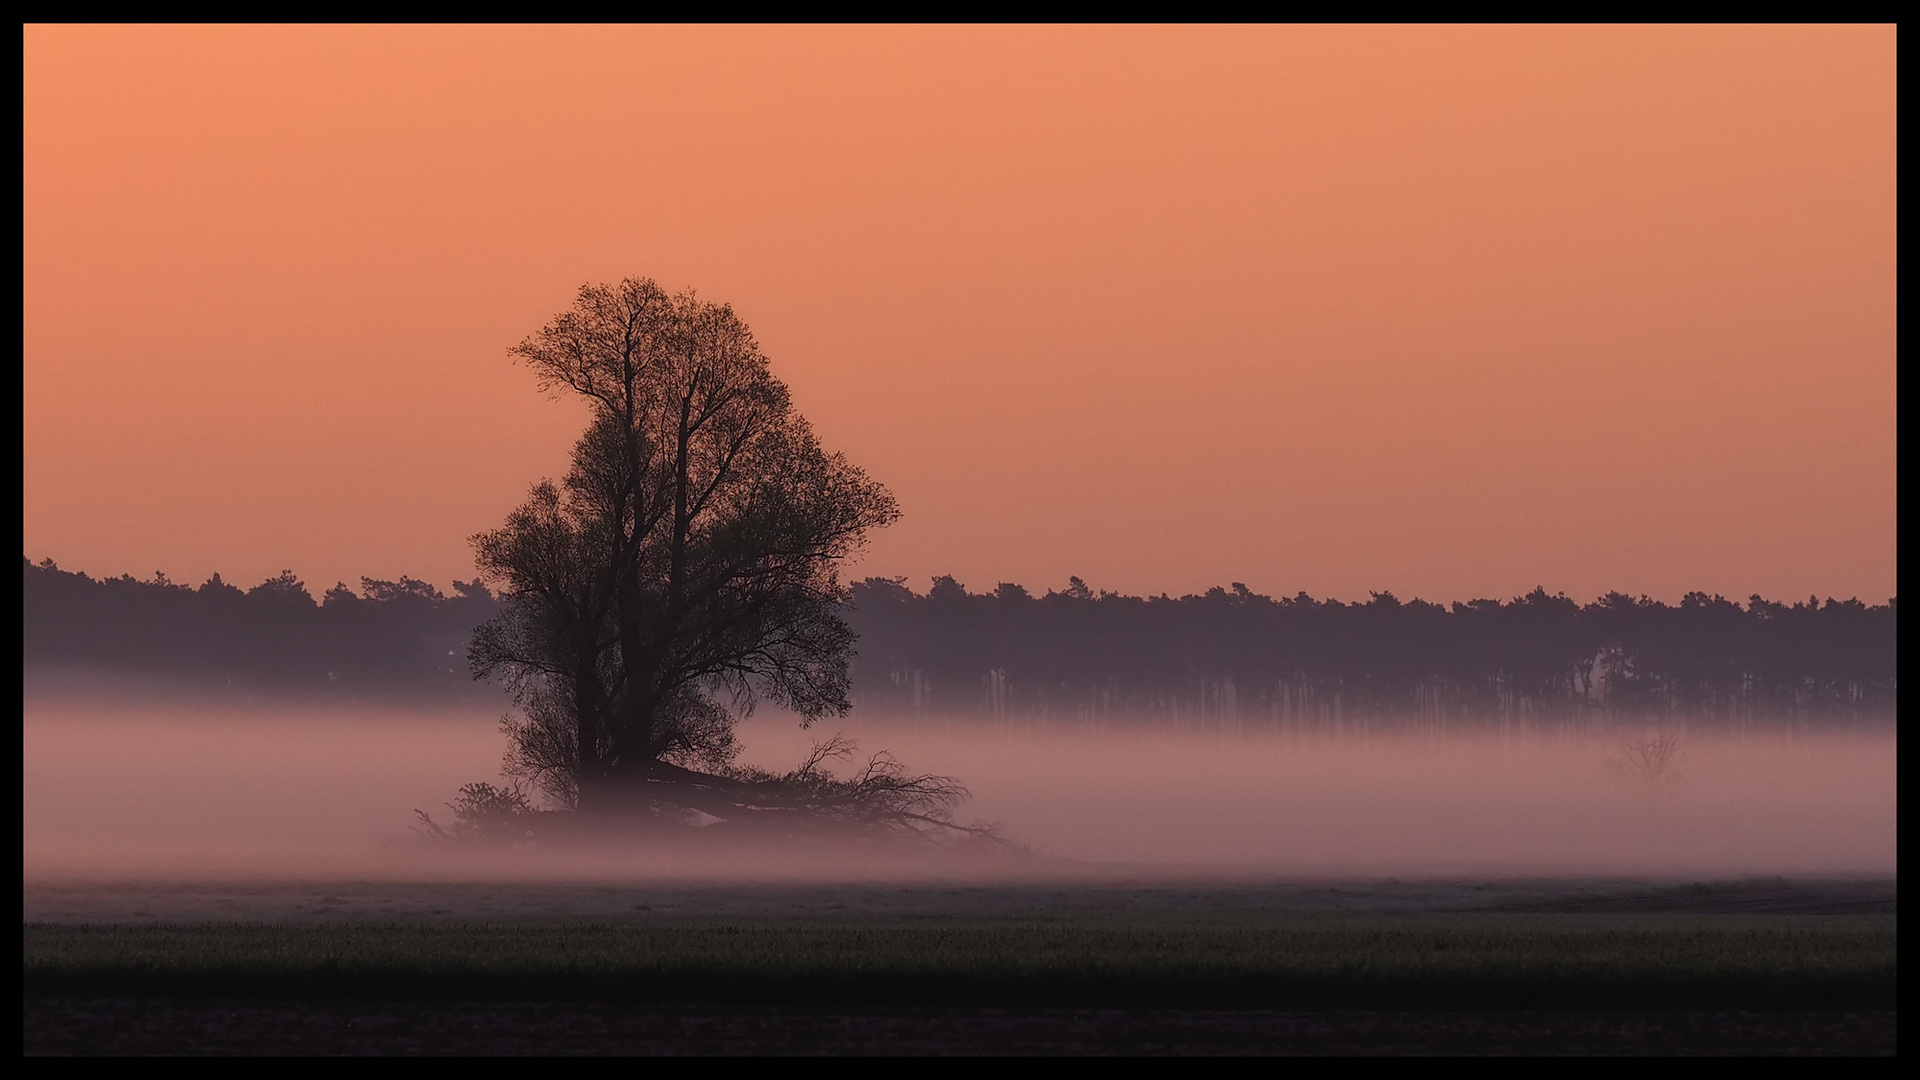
[[846, 578, 1897, 723], [467, 279, 900, 812], [21, 557, 496, 699], [21, 558, 1894, 727]]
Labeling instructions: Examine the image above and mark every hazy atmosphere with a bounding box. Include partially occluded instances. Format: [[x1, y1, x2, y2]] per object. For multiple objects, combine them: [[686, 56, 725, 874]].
[[24, 25, 1895, 603], [24, 700, 1897, 882], [22, 21, 1895, 882], [22, 26, 1897, 1054]]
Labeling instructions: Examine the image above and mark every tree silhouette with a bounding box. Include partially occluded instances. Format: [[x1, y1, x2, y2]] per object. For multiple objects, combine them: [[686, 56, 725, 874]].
[[467, 279, 903, 816], [21, 558, 497, 698], [21, 557, 1895, 725], [842, 577, 1896, 725]]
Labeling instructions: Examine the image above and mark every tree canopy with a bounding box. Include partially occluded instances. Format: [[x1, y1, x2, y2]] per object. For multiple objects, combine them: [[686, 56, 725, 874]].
[[467, 279, 899, 812], [845, 578, 1897, 724]]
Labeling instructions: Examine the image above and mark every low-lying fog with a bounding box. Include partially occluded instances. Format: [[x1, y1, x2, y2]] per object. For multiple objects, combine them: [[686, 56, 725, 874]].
[[22, 696, 1896, 881]]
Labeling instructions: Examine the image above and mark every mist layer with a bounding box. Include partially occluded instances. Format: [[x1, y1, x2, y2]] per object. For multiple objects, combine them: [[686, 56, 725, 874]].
[[23, 698, 1893, 882]]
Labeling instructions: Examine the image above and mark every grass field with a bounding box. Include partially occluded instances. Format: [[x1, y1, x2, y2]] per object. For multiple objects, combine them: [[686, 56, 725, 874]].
[[23, 912, 1895, 1010]]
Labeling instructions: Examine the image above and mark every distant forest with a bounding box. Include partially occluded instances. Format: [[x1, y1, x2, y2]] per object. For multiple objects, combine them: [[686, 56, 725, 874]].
[[846, 577, 1896, 725], [23, 559, 496, 701], [23, 559, 1896, 721]]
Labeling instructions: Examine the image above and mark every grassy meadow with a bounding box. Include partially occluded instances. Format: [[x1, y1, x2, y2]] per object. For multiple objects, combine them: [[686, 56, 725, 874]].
[[23, 911, 1895, 1010]]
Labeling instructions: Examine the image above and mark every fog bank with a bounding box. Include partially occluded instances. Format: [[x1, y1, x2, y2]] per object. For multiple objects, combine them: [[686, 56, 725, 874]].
[[22, 699, 1896, 881]]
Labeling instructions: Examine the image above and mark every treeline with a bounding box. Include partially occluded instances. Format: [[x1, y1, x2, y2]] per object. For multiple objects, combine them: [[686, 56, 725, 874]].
[[22, 559, 1897, 721], [843, 577, 1897, 724], [22, 558, 500, 700]]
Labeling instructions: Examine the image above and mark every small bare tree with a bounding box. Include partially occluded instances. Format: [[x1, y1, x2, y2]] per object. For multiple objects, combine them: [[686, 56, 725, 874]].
[[1619, 733, 1681, 785], [414, 781, 541, 846], [1607, 731, 1685, 808]]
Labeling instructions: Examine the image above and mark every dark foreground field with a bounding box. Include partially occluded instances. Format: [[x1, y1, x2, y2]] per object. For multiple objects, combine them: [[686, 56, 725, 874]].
[[25, 1000, 1895, 1055], [22, 877, 1896, 1055]]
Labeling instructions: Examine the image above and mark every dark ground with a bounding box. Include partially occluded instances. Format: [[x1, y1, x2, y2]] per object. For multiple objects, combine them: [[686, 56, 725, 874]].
[[23, 875, 1896, 1056], [22, 873, 1898, 922], [23, 1000, 1896, 1055]]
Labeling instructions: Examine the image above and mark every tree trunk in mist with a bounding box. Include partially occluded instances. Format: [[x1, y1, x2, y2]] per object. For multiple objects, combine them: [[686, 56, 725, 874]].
[[574, 656, 604, 808]]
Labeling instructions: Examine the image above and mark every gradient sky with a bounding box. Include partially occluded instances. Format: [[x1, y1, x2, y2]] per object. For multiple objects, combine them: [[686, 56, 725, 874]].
[[23, 25, 1896, 603]]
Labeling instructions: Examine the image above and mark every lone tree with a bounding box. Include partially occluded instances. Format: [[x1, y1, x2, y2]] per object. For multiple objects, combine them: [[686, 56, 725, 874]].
[[467, 279, 972, 838]]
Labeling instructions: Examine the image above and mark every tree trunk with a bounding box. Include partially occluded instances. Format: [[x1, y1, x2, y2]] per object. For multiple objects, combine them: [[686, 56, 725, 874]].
[[573, 655, 605, 810]]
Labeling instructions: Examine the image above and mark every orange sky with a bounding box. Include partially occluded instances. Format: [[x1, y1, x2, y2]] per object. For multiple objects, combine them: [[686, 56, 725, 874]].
[[23, 25, 1896, 604]]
